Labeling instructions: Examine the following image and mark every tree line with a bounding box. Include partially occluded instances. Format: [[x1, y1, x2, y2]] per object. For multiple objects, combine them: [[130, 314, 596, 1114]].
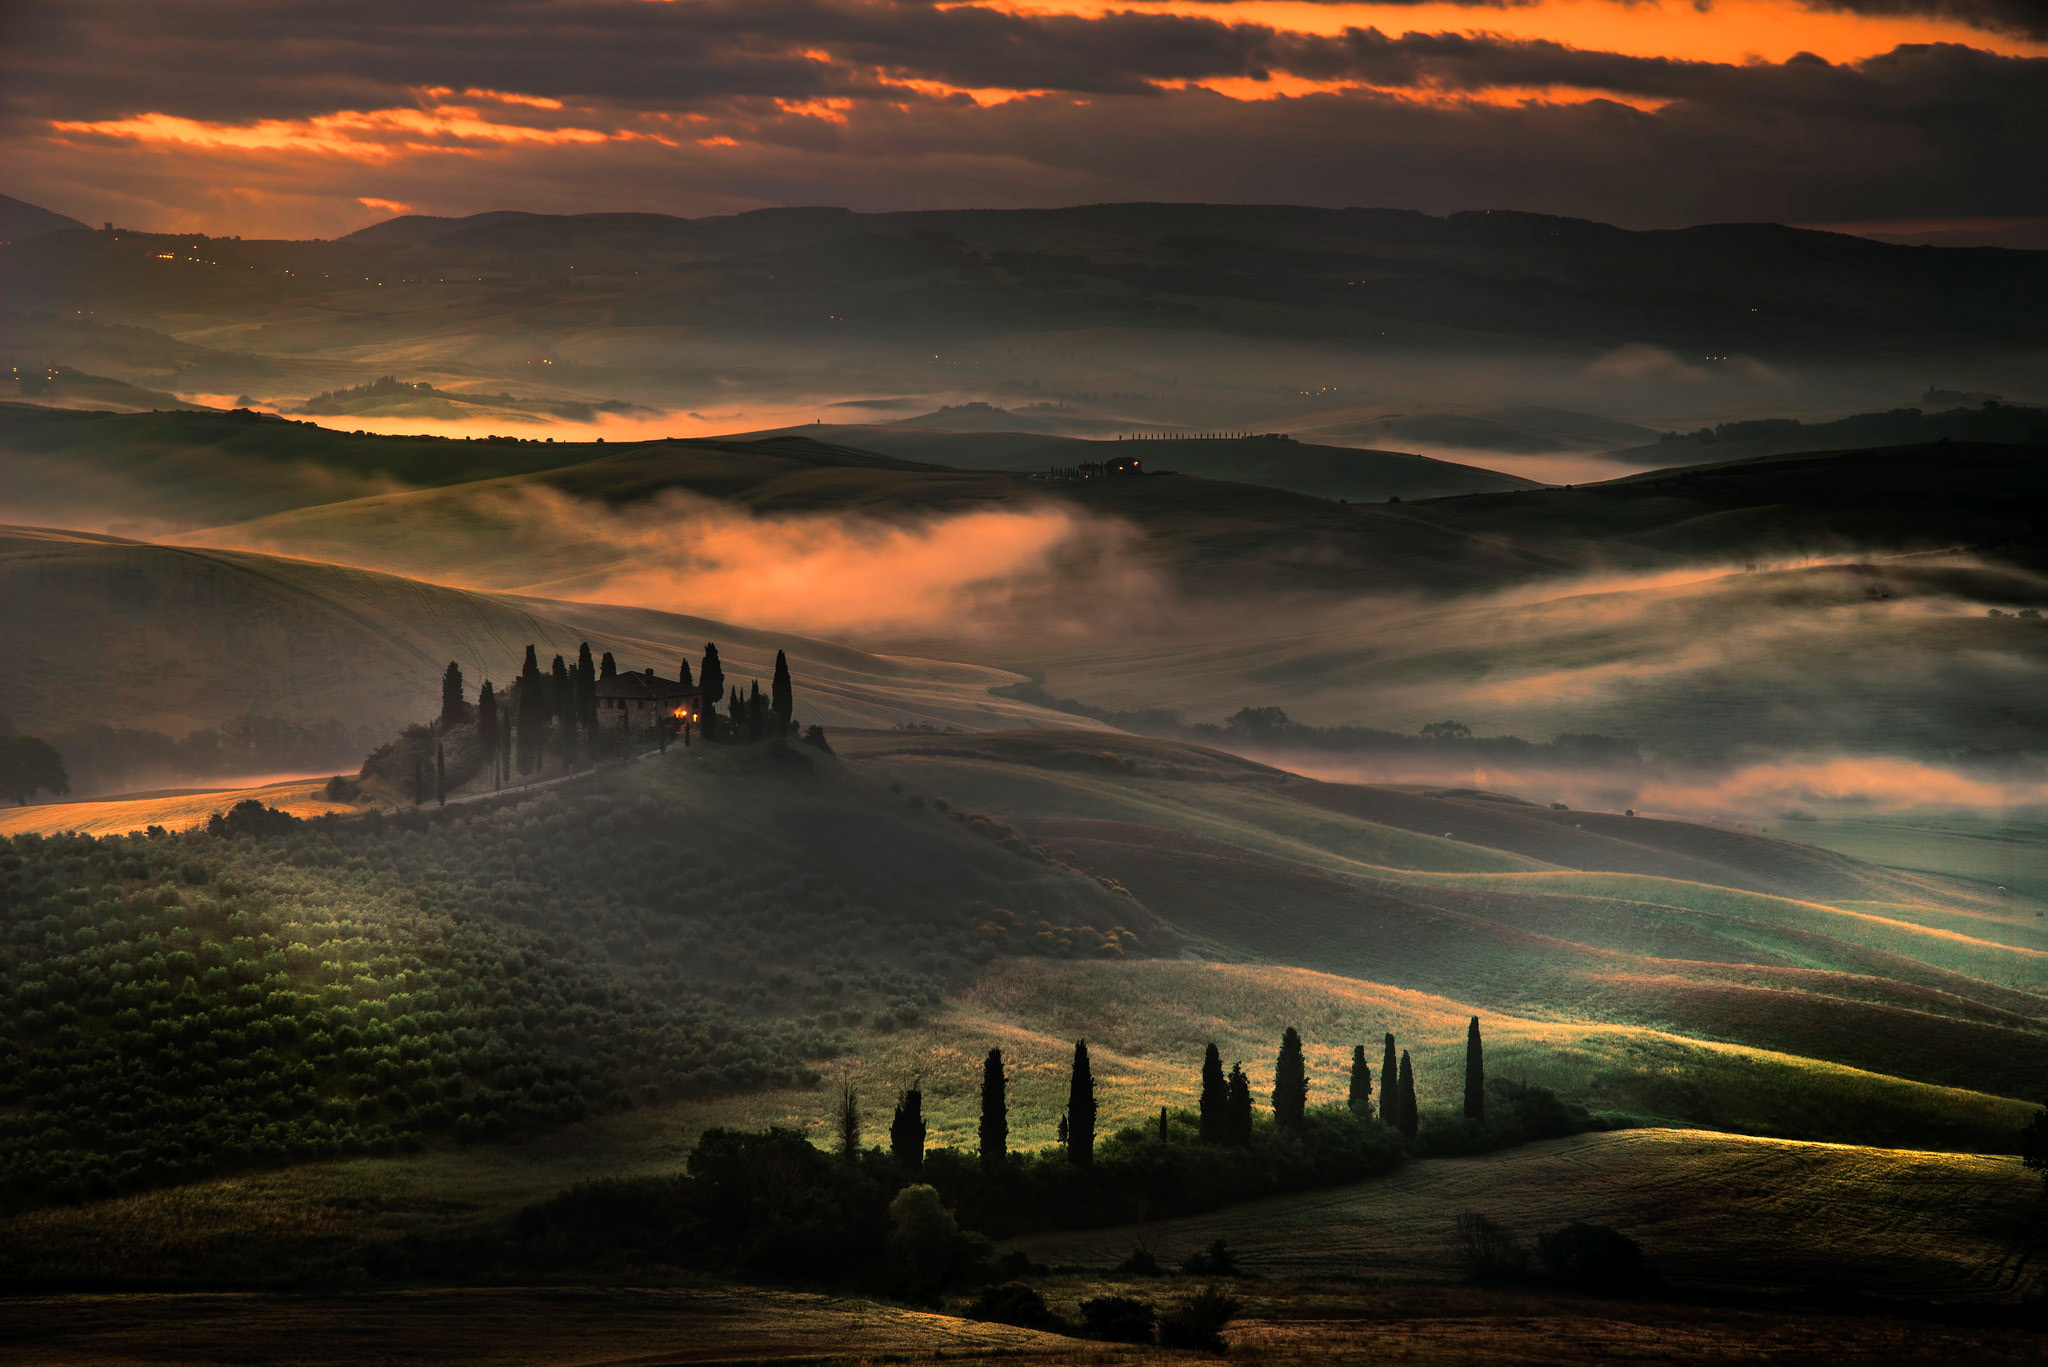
[[869, 1016, 1492, 1177]]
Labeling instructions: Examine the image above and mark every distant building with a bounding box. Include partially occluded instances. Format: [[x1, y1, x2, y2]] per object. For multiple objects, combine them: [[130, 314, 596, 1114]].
[[597, 668, 703, 724]]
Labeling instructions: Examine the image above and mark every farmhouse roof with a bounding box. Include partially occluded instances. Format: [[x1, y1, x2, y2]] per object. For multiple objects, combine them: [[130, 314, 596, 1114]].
[[596, 669, 698, 701]]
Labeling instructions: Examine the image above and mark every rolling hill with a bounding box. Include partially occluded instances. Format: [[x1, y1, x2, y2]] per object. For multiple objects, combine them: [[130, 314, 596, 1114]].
[[0, 526, 1078, 738], [747, 423, 1542, 502]]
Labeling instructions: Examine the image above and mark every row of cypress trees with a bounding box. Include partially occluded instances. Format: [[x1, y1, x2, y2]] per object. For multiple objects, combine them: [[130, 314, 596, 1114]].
[[868, 1018, 1489, 1173]]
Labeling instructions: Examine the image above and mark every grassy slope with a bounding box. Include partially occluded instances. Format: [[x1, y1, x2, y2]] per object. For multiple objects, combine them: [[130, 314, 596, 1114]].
[[0, 526, 1077, 736], [841, 731, 2048, 1103], [1010, 1127, 2042, 1301]]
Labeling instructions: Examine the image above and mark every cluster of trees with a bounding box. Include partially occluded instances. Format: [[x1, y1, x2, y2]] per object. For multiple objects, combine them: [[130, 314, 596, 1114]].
[[421, 641, 806, 795], [0, 733, 69, 807]]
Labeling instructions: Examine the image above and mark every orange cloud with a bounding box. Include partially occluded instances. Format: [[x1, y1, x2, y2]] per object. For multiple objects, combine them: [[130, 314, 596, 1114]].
[[1170, 73, 1671, 110], [50, 98, 648, 163], [946, 0, 2048, 63]]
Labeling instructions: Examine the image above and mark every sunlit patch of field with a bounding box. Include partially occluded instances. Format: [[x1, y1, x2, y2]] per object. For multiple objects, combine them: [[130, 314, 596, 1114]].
[[0, 778, 355, 837], [1009, 1127, 2042, 1302]]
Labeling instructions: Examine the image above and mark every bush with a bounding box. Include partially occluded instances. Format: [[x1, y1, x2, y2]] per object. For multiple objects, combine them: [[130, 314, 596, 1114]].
[[1453, 1212, 1528, 1283], [1079, 1294, 1157, 1344], [1157, 1284, 1241, 1353], [1114, 1246, 1164, 1276], [1536, 1222, 1662, 1297], [966, 1282, 1063, 1330], [1179, 1238, 1239, 1276]]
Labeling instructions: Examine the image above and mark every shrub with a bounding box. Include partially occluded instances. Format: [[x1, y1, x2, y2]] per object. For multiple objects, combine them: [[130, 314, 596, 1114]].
[[1157, 1284, 1241, 1353], [966, 1282, 1063, 1330], [1453, 1212, 1528, 1282], [1179, 1238, 1239, 1276], [1536, 1222, 1662, 1296], [1079, 1294, 1156, 1344], [1114, 1246, 1164, 1276]]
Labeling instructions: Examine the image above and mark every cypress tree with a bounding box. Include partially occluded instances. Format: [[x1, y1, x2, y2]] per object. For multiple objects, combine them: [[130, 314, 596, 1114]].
[[477, 681, 498, 775], [1226, 1063, 1253, 1146], [771, 650, 794, 734], [1067, 1040, 1096, 1167], [440, 661, 466, 728], [550, 654, 572, 729], [1397, 1050, 1418, 1137], [1272, 1027, 1308, 1131], [1198, 1043, 1226, 1144], [836, 1079, 861, 1164], [890, 1083, 926, 1175], [1380, 1033, 1400, 1128], [1465, 1016, 1485, 1122], [600, 651, 617, 682], [1347, 1045, 1373, 1118], [1056, 1113, 1068, 1145], [576, 643, 598, 735], [699, 644, 724, 739], [435, 741, 446, 806], [679, 658, 694, 689], [729, 685, 744, 732], [747, 680, 765, 742], [979, 1048, 1007, 1172], [516, 646, 545, 775]]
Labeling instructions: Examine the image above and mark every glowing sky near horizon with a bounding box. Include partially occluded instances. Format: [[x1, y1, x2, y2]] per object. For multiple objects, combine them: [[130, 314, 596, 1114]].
[[3, 0, 2044, 237]]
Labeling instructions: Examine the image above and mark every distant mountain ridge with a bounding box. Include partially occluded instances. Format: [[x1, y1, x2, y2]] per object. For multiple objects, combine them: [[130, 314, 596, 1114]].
[[0, 195, 87, 243]]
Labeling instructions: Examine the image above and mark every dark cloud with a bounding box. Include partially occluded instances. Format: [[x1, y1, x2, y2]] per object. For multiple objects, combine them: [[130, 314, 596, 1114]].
[[1802, 0, 2048, 39], [1, 2, 2041, 233]]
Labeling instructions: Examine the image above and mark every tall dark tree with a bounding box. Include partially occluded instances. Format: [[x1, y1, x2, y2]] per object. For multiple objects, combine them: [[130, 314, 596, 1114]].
[[439, 660, 467, 729], [771, 650, 794, 734], [1226, 1063, 1253, 1146], [1397, 1050, 1419, 1137], [1272, 1027, 1309, 1131], [836, 1078, 861, 1164], [1067, 1040, 1097, 1167], [599, 651, 617, 682], [1347, 1045, 1373, 1118], [979, 1048, 1008, 1172], [890, 1082, 927, 1175], [1380, 1033, 1400, 1129], [1159, 1106, 1169, 1143], [434, 741, 446, 806], [0, 734, 69, 806], [575, 642, 598, 735], [729, 685, 744, 733], [550, 654, 572, 730], [1464, 1016, 1486, 1123], [1199, 1043, 1227, 1144], [747, 680, 765, 742], [699, 644, 724, 739], [515, 646, 545, 775], [679, 658, 694, 689], [476, 681, 499, 781]]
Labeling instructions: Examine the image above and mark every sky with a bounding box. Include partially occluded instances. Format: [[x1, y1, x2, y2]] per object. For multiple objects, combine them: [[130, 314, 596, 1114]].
[[4, 0, 2046, 239]]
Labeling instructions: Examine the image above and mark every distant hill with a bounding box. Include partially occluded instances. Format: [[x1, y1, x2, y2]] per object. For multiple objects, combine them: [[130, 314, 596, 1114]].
[[1302, 405, 1661, 455], [755, 421, 1542, 501], [1603, 402, 2048, 468], [0, 194, 87, 244]]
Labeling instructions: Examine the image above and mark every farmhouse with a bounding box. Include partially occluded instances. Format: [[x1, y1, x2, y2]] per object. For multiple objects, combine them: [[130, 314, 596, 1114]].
[[597, 668, 703, 724]]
